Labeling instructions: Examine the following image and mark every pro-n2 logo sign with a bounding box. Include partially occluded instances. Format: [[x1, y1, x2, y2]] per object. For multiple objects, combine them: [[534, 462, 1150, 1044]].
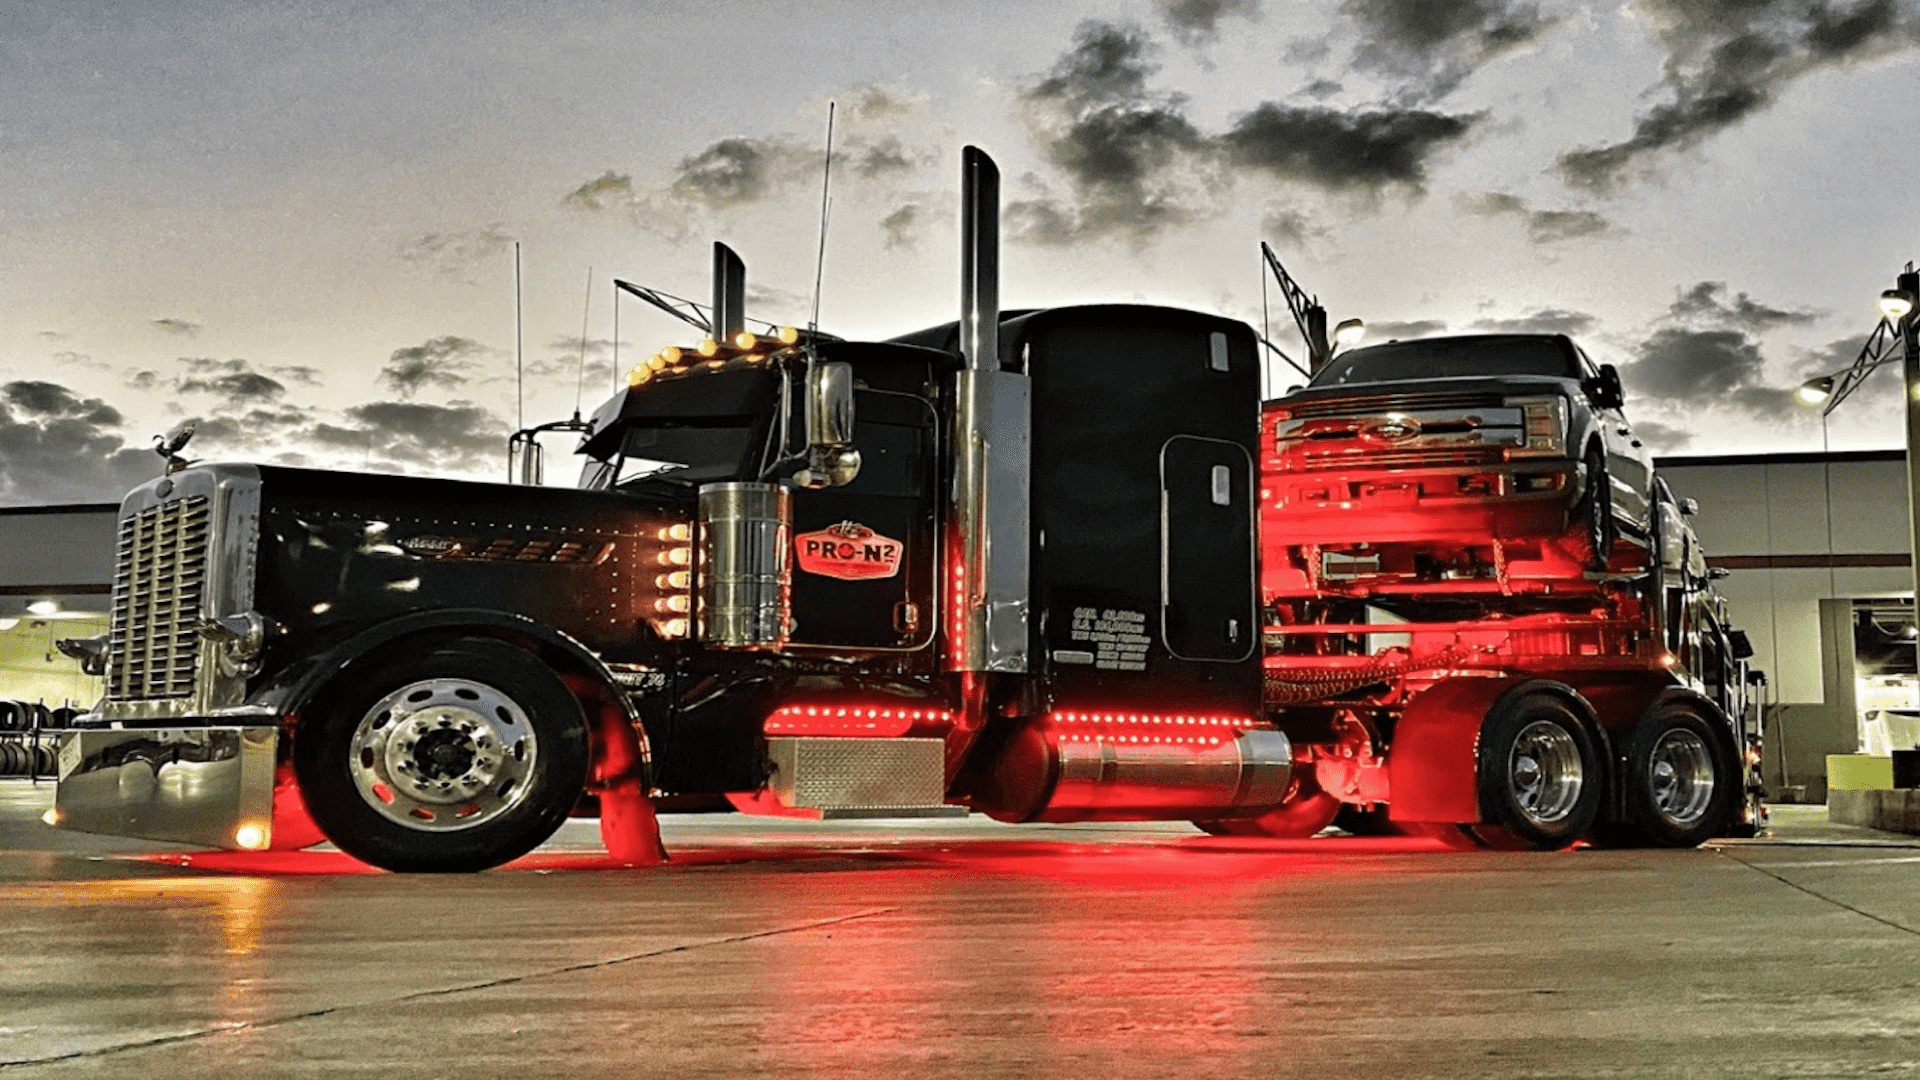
[[796, 521, 903, 580]]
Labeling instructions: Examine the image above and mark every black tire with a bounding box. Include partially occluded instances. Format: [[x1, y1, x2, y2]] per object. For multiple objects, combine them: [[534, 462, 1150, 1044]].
[[1579, 443, 1614, 571], [1474, 689, 1603, 849], [293, 638, 590, 873], [1611, 702, 1741, 848]]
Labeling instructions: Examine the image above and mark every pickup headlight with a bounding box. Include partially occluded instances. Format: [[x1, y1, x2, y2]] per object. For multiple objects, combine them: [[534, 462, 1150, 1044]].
[[1504, 395, 1567, 458]]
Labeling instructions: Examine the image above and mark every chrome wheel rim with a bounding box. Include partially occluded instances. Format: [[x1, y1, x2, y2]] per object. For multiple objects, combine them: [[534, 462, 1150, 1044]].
[[349, 678, 537, 831], [1507, 719, 1583, 826], [1647, 728, 1715, 828]]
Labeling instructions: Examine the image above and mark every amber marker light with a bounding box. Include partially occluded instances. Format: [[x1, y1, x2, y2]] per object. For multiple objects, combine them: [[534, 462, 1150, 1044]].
[[732, 330, 758, 350], [41, 808, 60, 827], [776, 326, 801, 344], [657, 570, 691, 590], [697, 337, 719, 357], [233, 822, 270, 850]]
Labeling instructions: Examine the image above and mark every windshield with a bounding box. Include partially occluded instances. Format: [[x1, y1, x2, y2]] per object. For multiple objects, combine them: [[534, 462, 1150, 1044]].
[[1311, 336, 1578, 386], [593, 421, 766, 490]]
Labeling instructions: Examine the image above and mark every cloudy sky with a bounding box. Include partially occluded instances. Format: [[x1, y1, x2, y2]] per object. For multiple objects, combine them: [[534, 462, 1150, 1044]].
[[5, 0, 1919, 505]]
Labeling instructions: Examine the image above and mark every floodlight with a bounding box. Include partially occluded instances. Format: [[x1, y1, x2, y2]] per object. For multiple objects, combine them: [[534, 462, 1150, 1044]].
[[1880, 289, 1915, 322], [1796, 375, 1834, 405]]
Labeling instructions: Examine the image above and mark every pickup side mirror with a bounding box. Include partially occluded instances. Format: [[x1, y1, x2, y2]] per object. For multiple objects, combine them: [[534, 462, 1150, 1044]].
[[796, 361, 861, 489], [1585, 363, 1626, 410], [1679, 496, 1699, 516]]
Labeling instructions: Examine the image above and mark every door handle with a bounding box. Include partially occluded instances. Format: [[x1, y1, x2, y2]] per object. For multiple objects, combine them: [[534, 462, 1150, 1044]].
[[1616, 425, 1631, 436]]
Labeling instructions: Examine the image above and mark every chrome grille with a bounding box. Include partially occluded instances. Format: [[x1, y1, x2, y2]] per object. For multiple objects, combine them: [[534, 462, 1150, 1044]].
[[108, 497, 211, 701], [1293, 446, 1509, 471], [1278, 390, 1505, 419]]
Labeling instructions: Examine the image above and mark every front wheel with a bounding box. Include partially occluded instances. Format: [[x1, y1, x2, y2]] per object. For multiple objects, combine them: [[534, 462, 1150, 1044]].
[[1474, 689, 1602, 849], [294, 638, 590, 872]]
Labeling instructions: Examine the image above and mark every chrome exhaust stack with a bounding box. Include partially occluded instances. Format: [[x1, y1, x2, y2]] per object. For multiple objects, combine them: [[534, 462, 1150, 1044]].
[[947, 146, 1031, 674], [711, 242, 746, 344]]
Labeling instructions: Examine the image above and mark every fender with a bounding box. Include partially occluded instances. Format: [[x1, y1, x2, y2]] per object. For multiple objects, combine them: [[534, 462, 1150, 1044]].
[[251, 608, 665, 862], [1389, 676, 1606, 825]]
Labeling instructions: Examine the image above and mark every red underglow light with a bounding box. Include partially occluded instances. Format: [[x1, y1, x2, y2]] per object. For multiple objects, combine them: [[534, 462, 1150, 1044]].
[[764, 703, 956, 738]]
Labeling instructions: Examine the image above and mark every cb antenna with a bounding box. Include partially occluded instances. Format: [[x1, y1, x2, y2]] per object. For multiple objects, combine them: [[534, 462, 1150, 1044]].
[[810, 102, 835, 335], [514, 241, 524, 432], [574, 266, 593, 420]]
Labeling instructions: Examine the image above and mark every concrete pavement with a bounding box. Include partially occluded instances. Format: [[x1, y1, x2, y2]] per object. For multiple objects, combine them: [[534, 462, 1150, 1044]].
[[2, 781, 1919, 1078]]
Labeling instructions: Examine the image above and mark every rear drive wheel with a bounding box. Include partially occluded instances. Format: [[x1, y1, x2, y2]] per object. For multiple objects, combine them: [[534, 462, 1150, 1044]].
[[1473, 690, 1602, 849], [1612, 702, 1740, 848], [294, 638, 589, 872]]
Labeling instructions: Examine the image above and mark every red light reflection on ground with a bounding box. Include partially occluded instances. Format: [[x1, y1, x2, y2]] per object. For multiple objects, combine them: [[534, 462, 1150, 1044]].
[[125, 829, 1474, 878]]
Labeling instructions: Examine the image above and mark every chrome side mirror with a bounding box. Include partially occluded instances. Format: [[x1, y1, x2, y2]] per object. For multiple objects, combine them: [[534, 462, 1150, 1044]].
[[796, 361, 860, 488]]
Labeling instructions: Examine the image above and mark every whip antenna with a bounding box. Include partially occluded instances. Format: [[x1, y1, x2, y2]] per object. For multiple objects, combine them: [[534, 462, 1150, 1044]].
[[574, 266, 593, 420], [514, 241, 524, 432], [810, 102, 836, 334]]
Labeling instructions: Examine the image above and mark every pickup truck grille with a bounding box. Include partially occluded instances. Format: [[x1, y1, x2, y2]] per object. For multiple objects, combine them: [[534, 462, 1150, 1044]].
[[1293, 446, 1509, 471], [107, 496, 211, 701], [1278, 390, 1505, 420]]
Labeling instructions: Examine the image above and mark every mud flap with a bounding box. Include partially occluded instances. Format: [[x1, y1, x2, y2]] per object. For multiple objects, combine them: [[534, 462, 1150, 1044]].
[[1387, 676, 1520, 824], [598, 778, 667, 864]]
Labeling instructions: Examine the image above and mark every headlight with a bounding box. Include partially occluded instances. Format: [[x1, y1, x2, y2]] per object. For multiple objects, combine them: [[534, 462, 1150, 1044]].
[[1504, 395, 1567, 458]]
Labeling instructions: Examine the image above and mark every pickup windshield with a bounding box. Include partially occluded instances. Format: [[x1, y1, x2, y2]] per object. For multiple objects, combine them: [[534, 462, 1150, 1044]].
[[1311, 335, 1579, 386]]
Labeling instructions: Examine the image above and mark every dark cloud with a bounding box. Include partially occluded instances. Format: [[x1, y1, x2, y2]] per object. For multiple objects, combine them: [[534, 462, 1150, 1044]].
[[1631, 419, 1697, 452], [1017, 22, 1214, 245], [843, 84, 918, 122], [0, 380, 152, 505], [1625, 327, 1802, 420], [1260, 206, 1329, 248], [177, 370, 285, 405], [398, 224, 515, 278], [151, 318, 201, 336], [1667, 280, 1817, 331], [1559, 0, 1920, 191], [880, 203, 925, 250], [380, 336, 493, 399], [850, 136, 917, 180], [338, 401, 510, 474], [1156, 0, 1259, 42], [670, 137, 814, 210], [1459, 191, 1615, 243], [271, 365, 323, 387], [562, 171, 635, 211], [1342, 0, 1563, 101], [173, 358, 286, 407], [1469, 308, 1599, 335], [1363, 318, 1452, 341], [1300, 78, 1345, 99], [1221, 101, 1483, 194], [1622, 280, 1816, 419]]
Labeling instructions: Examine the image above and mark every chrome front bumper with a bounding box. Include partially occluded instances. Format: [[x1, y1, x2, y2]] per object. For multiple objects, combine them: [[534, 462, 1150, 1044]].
[[52, 725, 281, 850]]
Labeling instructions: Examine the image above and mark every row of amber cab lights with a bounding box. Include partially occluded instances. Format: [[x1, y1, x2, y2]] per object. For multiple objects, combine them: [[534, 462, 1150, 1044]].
[[629, 327, 804, 386], [654, 522, 695, 637]]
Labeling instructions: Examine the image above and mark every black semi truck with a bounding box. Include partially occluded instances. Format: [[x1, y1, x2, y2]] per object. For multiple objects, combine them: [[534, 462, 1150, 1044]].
[[49, 147, 1756, 870]]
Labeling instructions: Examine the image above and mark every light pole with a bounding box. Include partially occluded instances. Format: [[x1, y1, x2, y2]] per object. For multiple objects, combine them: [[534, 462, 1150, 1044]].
[[1798, 263, 1920, 604], [1889, 269, 1920, 608]]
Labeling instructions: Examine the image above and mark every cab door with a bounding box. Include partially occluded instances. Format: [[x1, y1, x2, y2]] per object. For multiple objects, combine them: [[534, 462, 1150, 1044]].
[[786, 390, 938, 650]]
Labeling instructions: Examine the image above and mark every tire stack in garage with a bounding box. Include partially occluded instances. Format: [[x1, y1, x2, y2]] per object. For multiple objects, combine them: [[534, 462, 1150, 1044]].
[[0, 701, 62, 778]]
